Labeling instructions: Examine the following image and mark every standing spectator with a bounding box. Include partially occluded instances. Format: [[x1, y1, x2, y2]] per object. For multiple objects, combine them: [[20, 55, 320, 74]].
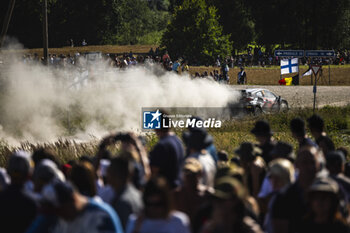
[[27, 180, 124, 233], [0, 151, 38, 233], [221, 62, 229, 83], [126, 177, 191, 233], [174, 158, 207, 230], [235, 142, 266, 198], [290, 117, 318, 151], [237, 67, 247, 84], [263, 159, 295, 233], [300, 177, 349, 233], [307, 114, 335, 155], [172, 59, 181, 73], [82, 39, 87, 46], [270, 146, 322, 233], [107, 156, 143, 231], [326, 150, 350, 203], [149, 117, 185, 189], [251, 120, 276, 164], [201, 177, 263, 233], [183, 128, 217, 188]]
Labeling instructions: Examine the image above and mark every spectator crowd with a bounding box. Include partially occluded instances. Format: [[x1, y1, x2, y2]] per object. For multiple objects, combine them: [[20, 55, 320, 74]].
[[0, 113, 350, 233]]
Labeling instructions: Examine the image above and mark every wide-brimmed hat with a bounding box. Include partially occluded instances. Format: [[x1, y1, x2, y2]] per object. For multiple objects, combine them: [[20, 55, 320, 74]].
[[234, 142, 262, 162], [251, 120, 273, 136], [183, 127, 213, 151]]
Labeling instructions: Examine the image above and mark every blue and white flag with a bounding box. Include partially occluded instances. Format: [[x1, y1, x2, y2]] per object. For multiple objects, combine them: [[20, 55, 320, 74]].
[[281, 58, 299, 75]]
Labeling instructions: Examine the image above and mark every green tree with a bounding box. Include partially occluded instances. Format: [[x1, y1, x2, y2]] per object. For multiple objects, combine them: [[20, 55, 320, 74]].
[[208, 0, 254, 52], [161, 0, 232, 65]]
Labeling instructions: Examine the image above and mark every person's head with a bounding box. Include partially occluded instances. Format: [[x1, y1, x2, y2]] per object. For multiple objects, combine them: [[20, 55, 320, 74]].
[[41, 181, 86, 221], [70, 161, 97, 197], [182, 158, 203, 188], [307, 114, 325, 136], [290, 117, 306, 138], [251, 120, 273, 144], [154, 109, 171, 138], [217, 150, 229, 162], [296, 146, 322, 184], [319, 136, 335, 155], [107, 156, 133, 191], [234, 142, 262, 167], [33, 159, 65, 192], [212, 177, 246, 224], [7, 150, 33, 186], [143, 177, 173, 219], [240, 67, 244, 71], [183, 127, 213, 153], [307, 177, 340, 222], [326, 151, 346, 175], [269, 141, 295, 162], [32, 147, 59, 168], [268, 158, 295, 191]]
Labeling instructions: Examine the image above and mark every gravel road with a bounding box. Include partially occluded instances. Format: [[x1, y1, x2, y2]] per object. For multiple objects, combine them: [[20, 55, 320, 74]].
[[232, 85, 350, 108]]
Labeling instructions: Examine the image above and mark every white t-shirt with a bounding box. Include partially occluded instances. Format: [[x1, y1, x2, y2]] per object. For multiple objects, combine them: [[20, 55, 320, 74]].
[[188, 152, 216, 188], [126, 211, 191, 233]]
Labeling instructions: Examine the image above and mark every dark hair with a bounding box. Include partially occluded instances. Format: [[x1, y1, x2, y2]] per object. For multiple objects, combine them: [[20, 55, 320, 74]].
[[70, 161, 97, 197], [290, 117, 306, 137], [109, 156, 133, 182], [307, 114, 324, 132], [143, 177, 173, 218], [32, 147, 60, 167]]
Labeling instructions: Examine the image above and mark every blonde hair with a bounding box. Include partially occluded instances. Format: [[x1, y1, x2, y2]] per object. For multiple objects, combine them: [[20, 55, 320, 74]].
[[268, 158, 295, 186]]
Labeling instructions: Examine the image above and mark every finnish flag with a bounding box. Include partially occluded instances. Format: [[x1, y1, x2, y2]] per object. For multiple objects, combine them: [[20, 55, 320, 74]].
[[280, 58, 299, 75]]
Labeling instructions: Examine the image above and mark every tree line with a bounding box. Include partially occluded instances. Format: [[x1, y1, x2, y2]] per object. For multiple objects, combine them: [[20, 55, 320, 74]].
[[1, 0, 349, 63]]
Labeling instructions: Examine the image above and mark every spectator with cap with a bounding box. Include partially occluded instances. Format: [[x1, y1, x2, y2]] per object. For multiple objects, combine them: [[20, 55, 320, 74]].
[[201, 176, 263, 233], [183, 128, 217, 188], [235, 142, 266, 198], [251, 120, 276, 164], [107, 155, 143, 231], [174, 158, 208, 228], [270, 146, 323, 233], [307, 114, 335, 155], [300, 177, 349, 233], [149, 113, 185, 189], [0, 151, 38, 233], [126, 177, 191, 233], [290, 117, 318, 151]]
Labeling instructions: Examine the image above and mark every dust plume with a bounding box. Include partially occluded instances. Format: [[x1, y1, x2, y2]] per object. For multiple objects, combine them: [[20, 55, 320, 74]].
[[0, 46, 239, 143]]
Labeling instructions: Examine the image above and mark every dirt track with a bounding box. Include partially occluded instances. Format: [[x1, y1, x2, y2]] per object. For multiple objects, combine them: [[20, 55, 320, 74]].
[[233, 85, 350, 108]]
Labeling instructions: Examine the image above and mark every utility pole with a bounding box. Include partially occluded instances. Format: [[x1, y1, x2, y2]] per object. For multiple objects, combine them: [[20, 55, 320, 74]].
[[0, 0, 16, 48], [42, 0, 49, 65]]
